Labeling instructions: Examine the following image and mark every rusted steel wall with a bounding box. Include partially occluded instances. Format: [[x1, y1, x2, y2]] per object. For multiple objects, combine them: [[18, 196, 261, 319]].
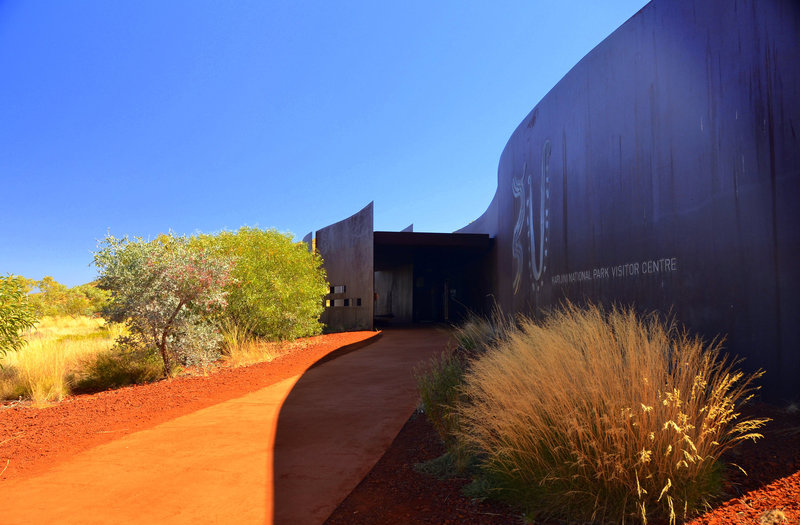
[[465, 0, 800, 400], [316, 203, 374, 331]]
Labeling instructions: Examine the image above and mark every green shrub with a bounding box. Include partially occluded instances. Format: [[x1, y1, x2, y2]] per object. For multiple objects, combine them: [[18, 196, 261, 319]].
[[169, 312, 223, 369], [414, 449, 467, 480], [415, 350, 477, 478], [417, 309, 513, 448], [415, 309, 514, 477], [26, 277, 110, 318], [194, 227, 328, 341], [73, 282, 111, 315], [0, 274, 39, 357], [456, 304, 767, 524], [416, 350, 466, 447]]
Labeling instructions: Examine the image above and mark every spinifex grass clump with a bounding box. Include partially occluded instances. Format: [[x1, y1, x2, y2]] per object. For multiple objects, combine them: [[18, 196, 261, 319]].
[[456, 304, 767, 524], [452, 308, 514, 355]]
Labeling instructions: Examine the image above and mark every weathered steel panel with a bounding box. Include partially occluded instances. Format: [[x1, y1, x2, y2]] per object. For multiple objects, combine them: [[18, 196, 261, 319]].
[[468, 0, 799, 400], [316, 203, 374, 331]]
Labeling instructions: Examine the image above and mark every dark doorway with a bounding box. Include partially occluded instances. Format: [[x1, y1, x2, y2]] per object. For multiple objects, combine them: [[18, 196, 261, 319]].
[[373, 232, 492, 326]]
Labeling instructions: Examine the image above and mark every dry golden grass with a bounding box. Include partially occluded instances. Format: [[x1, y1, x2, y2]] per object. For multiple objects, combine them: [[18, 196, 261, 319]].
[[0, 316, 125, 406], [23, 315, 104, 341], [219, 321, 290, 367], [452, 306, 514, 354], [456, 303, 767, 524]]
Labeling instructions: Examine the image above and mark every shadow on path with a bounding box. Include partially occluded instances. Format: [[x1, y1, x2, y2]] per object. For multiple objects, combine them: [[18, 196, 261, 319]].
[[271, 327, 450, 525]]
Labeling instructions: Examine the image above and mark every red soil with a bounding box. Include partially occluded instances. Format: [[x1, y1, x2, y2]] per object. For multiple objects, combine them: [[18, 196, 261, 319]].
[[0, 331, 376, 482], [2, 333, 797, 525], [327, 403, 800, 525]]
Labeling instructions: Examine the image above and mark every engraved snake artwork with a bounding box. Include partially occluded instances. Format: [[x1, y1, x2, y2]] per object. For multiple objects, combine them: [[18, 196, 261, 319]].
[[511, 165, 526, 294], [512, 140, 551, 295]]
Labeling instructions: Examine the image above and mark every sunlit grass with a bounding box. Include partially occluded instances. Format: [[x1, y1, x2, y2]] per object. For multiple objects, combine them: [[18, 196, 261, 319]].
[[1, 315, 301, 406], [0, 316, 125, 406], [219, 320, 291, 367], [456, 304, 767, 524], [24, 315, 105, 341]]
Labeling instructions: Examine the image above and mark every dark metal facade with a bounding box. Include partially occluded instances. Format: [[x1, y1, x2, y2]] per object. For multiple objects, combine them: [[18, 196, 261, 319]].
[[460, 0, 800, 400], [313, 0, 799, 400]]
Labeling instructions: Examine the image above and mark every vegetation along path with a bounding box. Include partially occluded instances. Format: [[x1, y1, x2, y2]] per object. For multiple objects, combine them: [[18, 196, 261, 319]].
[[0, 328, 450, 524]]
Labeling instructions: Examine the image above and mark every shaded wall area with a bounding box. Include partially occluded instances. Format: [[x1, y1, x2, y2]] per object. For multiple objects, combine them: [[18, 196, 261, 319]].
[[316, 203, 374, 331], [374, 266, 413, 324], [461, 0, 800, 400]]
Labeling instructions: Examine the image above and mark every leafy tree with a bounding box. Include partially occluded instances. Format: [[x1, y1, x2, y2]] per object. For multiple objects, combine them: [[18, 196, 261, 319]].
[[0, 274, 39, 357], [27, 277, 110, 317], [94, 233, 234, 376], [194, 227, 328, 340], [71, 282, 110, 316], [29, 276, 70, 316]]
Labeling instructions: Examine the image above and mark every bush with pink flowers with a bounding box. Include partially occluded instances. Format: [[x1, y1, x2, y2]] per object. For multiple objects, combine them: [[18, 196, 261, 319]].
[[94, 233, 234, 376]]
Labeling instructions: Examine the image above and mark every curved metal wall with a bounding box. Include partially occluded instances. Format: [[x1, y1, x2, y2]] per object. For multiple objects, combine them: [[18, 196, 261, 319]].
[[316, 203, 374, 331], [464, 0, 800, 400]]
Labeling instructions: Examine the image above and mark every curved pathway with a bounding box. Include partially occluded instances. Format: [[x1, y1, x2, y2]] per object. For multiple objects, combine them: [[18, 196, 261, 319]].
[[0, 327, 449, 524]]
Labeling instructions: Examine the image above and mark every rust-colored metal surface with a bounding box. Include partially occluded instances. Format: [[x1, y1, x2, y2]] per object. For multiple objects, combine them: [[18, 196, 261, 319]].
[[316, 203, 375, 331], [463, 0, 800, 400]]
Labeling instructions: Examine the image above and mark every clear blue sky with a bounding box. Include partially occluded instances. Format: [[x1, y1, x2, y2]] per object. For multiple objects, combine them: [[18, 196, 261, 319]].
[[1, 1, 649, 287]]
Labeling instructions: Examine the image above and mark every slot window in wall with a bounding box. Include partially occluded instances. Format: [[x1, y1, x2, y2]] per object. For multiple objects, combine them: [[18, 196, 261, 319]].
[[325, 297, 362, 308]]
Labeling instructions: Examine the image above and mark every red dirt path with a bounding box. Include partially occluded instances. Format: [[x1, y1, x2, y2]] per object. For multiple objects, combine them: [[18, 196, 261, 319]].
[[0, 331, 376, 482]]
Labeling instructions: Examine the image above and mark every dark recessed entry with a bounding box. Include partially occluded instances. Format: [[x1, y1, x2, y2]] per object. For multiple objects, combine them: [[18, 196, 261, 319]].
[[373, 232, 492, 326]]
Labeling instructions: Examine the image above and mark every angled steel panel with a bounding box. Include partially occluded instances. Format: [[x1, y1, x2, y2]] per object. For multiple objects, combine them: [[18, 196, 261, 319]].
[[316, 203, 374, 331]]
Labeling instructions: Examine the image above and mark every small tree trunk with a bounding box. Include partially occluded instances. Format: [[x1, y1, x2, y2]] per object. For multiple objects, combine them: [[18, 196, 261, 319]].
[[158, 300, 186, 377], [159, 340, 172, 377]]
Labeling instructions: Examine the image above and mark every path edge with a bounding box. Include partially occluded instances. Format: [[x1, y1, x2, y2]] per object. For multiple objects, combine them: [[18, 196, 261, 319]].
[[308, 331, 384, 370]]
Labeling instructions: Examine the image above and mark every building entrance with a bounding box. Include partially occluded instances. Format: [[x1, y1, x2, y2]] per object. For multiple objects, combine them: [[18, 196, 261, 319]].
[[373, 231, 492, 327]]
